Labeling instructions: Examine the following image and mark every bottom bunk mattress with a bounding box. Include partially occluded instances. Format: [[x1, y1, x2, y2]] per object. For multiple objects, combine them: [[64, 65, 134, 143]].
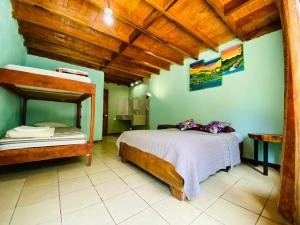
[[0, 127, 87, 151], [117, 129, 242, 199]]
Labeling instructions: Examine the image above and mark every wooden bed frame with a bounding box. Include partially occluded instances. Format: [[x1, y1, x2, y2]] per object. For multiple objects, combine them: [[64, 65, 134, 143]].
[[119, 126, 244, 200], [0, 68, 96, 166], [119, 142, 186, 200]]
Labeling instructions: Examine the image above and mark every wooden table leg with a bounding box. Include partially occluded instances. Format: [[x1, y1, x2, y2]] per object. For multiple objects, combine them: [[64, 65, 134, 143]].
[[263, 141, 269, 176], [254, 140, 259, 166]]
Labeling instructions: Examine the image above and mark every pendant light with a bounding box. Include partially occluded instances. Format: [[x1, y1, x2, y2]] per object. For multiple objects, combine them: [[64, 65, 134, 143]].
[[104, 0, 113, 26]]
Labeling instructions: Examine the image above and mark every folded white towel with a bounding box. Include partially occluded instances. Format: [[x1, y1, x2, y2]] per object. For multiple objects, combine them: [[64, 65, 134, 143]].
[[6, 127, 55, 138], [14, 126, 51, 132]]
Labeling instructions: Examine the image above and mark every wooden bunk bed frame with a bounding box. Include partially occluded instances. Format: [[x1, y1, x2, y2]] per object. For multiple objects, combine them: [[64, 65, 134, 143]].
[[0, 68, 96, 166]]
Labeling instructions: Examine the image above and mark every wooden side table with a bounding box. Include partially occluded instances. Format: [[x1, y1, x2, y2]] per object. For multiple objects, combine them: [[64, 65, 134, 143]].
[[248, 133, 283, 176]]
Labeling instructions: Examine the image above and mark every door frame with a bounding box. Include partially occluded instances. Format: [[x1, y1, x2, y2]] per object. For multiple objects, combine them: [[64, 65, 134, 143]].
[[102, 89, 109, 136]]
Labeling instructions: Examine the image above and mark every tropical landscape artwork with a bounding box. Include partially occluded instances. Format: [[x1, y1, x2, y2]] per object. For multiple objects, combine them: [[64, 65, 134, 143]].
[[190, 58, 222, 91], [221, 44, 244, 75], [189, 44, 244, 91]]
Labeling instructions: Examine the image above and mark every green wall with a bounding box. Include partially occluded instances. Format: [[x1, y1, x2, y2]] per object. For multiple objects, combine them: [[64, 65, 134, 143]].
[[147, 31, 284, 164], [130, 79, 150, 98], [0, 0, 27, 137], [104, 83, 130, 134], [24, 55, 104, 141]]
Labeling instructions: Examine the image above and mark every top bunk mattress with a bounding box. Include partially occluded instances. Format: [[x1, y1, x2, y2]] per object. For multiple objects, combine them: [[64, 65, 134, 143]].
[[0, 127, 87, 151], [4, 65, 91, 83]]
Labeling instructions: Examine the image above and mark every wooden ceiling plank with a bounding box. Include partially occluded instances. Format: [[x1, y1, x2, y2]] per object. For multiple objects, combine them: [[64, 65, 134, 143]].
[[103, 68, 143, 80], [224, 0, 251, 16], [16, 0, 184, 64], [24, 37, 103, 66], [107, 62, 151, 78], [19, 21, 166, 74], [124, 46, 170, 70], [13, 0, 174, 68], [28, 45, 148, 79], [243, 20, 281, 40], [18, 23, 169, 72], [12, 1, 121, 52], [104, 77, 131, 86], [19, 22, 113, 61], [235, 3, 278, 28], [144, 0, 219, 52], [105, 73, 138, 82], [114, 55, 160, 74], [27, 48, 100, 70], [87, 0, 196, 59], [206, 0, 244, 40], [104, 74, 134, 86]]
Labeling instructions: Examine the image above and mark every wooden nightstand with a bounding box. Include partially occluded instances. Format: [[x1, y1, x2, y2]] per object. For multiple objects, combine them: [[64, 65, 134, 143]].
[[248, 133, 283, 176]]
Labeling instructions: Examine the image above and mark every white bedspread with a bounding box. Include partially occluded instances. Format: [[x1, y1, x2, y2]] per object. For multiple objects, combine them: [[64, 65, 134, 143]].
[[6, 126, 55, 138], [0, 128, 86, 150], [117, 129, 241, 199]]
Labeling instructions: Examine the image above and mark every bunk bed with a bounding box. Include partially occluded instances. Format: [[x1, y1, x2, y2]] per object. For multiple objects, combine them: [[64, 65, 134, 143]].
[[0, 65, 96, 166]]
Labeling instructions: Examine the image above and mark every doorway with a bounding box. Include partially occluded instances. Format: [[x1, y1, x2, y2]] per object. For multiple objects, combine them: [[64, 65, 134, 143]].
[[103, 89, 108, 136]]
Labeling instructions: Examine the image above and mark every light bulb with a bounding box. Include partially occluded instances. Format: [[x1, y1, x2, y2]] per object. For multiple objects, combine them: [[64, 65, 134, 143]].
[[135, 81, 139, 85], [130, 83, 134, 87], [104, 7, 113, 25]]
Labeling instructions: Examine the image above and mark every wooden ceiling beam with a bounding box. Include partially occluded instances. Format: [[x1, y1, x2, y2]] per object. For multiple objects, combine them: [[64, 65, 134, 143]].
[[224, 0, 251, 16], [24, 37, 104, 66], [14, 0, 183, 65], [235, 2, 278, 28], [87, 0, 197, 59], [19, 21, 113, 61], [27, 48, 101, 70], [20, 23, 159, 76], [104, 77, 131, 86], [12, 1, 171, 70], [242, 20, 282, 40], [144, 0, 219, 52], [123, 46, 170, 70], [102, 68, 143, 81], [105, 73, 138, 83], [106, 62, 151, 78], [114, 55, 160, 75], [25, 37, 150, 78], [206, 0, 244, 40]]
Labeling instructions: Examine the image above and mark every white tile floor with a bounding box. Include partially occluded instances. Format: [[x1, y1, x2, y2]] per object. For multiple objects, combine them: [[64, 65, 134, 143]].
[[0, 136, 291, 225]]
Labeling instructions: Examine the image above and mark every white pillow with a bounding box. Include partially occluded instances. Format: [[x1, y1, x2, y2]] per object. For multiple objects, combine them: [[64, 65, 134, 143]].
[[34, 121, 69, 128]]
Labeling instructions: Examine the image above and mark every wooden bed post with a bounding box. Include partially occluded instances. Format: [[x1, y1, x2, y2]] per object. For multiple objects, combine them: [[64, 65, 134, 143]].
[[87, 94, 95, 166], [22, 98, 27, 125], [76, 102, 82, 129], [276, 0, 300, 223]]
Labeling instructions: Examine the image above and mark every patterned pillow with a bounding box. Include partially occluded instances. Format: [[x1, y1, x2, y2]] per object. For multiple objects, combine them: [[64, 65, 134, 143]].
[[205, 121, 232, 134], [178, 119, 199, 131]]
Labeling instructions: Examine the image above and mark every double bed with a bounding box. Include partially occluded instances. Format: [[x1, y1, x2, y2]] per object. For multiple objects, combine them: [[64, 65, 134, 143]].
[[117, 128, 243, 200], [0, 65, 96, 166]]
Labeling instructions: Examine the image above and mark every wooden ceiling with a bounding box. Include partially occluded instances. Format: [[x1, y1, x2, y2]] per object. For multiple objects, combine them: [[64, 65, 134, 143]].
[[11, 0, 281, 86]]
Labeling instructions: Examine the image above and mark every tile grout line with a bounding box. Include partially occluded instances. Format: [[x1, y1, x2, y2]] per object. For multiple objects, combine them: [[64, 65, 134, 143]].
[[8, 174, 27, 225], [56, 167, 64, 225], [85, 164, 118, 225], [108, 161, 172, 225], [255, 182, 284, 225]]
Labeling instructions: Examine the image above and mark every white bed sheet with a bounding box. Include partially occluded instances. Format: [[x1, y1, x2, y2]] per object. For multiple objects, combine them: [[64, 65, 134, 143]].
[[4, 65, 91, 83], [117, 129, 241, 199], [0, 127, 87, 151]]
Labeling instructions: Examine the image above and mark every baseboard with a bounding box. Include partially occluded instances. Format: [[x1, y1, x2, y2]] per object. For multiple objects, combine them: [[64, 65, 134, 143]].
[[106, 132, 122, 136], [241, 157, 281, 170]]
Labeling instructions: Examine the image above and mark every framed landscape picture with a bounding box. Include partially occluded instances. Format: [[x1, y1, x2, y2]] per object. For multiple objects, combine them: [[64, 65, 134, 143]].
[[221, 44, 244, 75], [190, 58, 222, 91]]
